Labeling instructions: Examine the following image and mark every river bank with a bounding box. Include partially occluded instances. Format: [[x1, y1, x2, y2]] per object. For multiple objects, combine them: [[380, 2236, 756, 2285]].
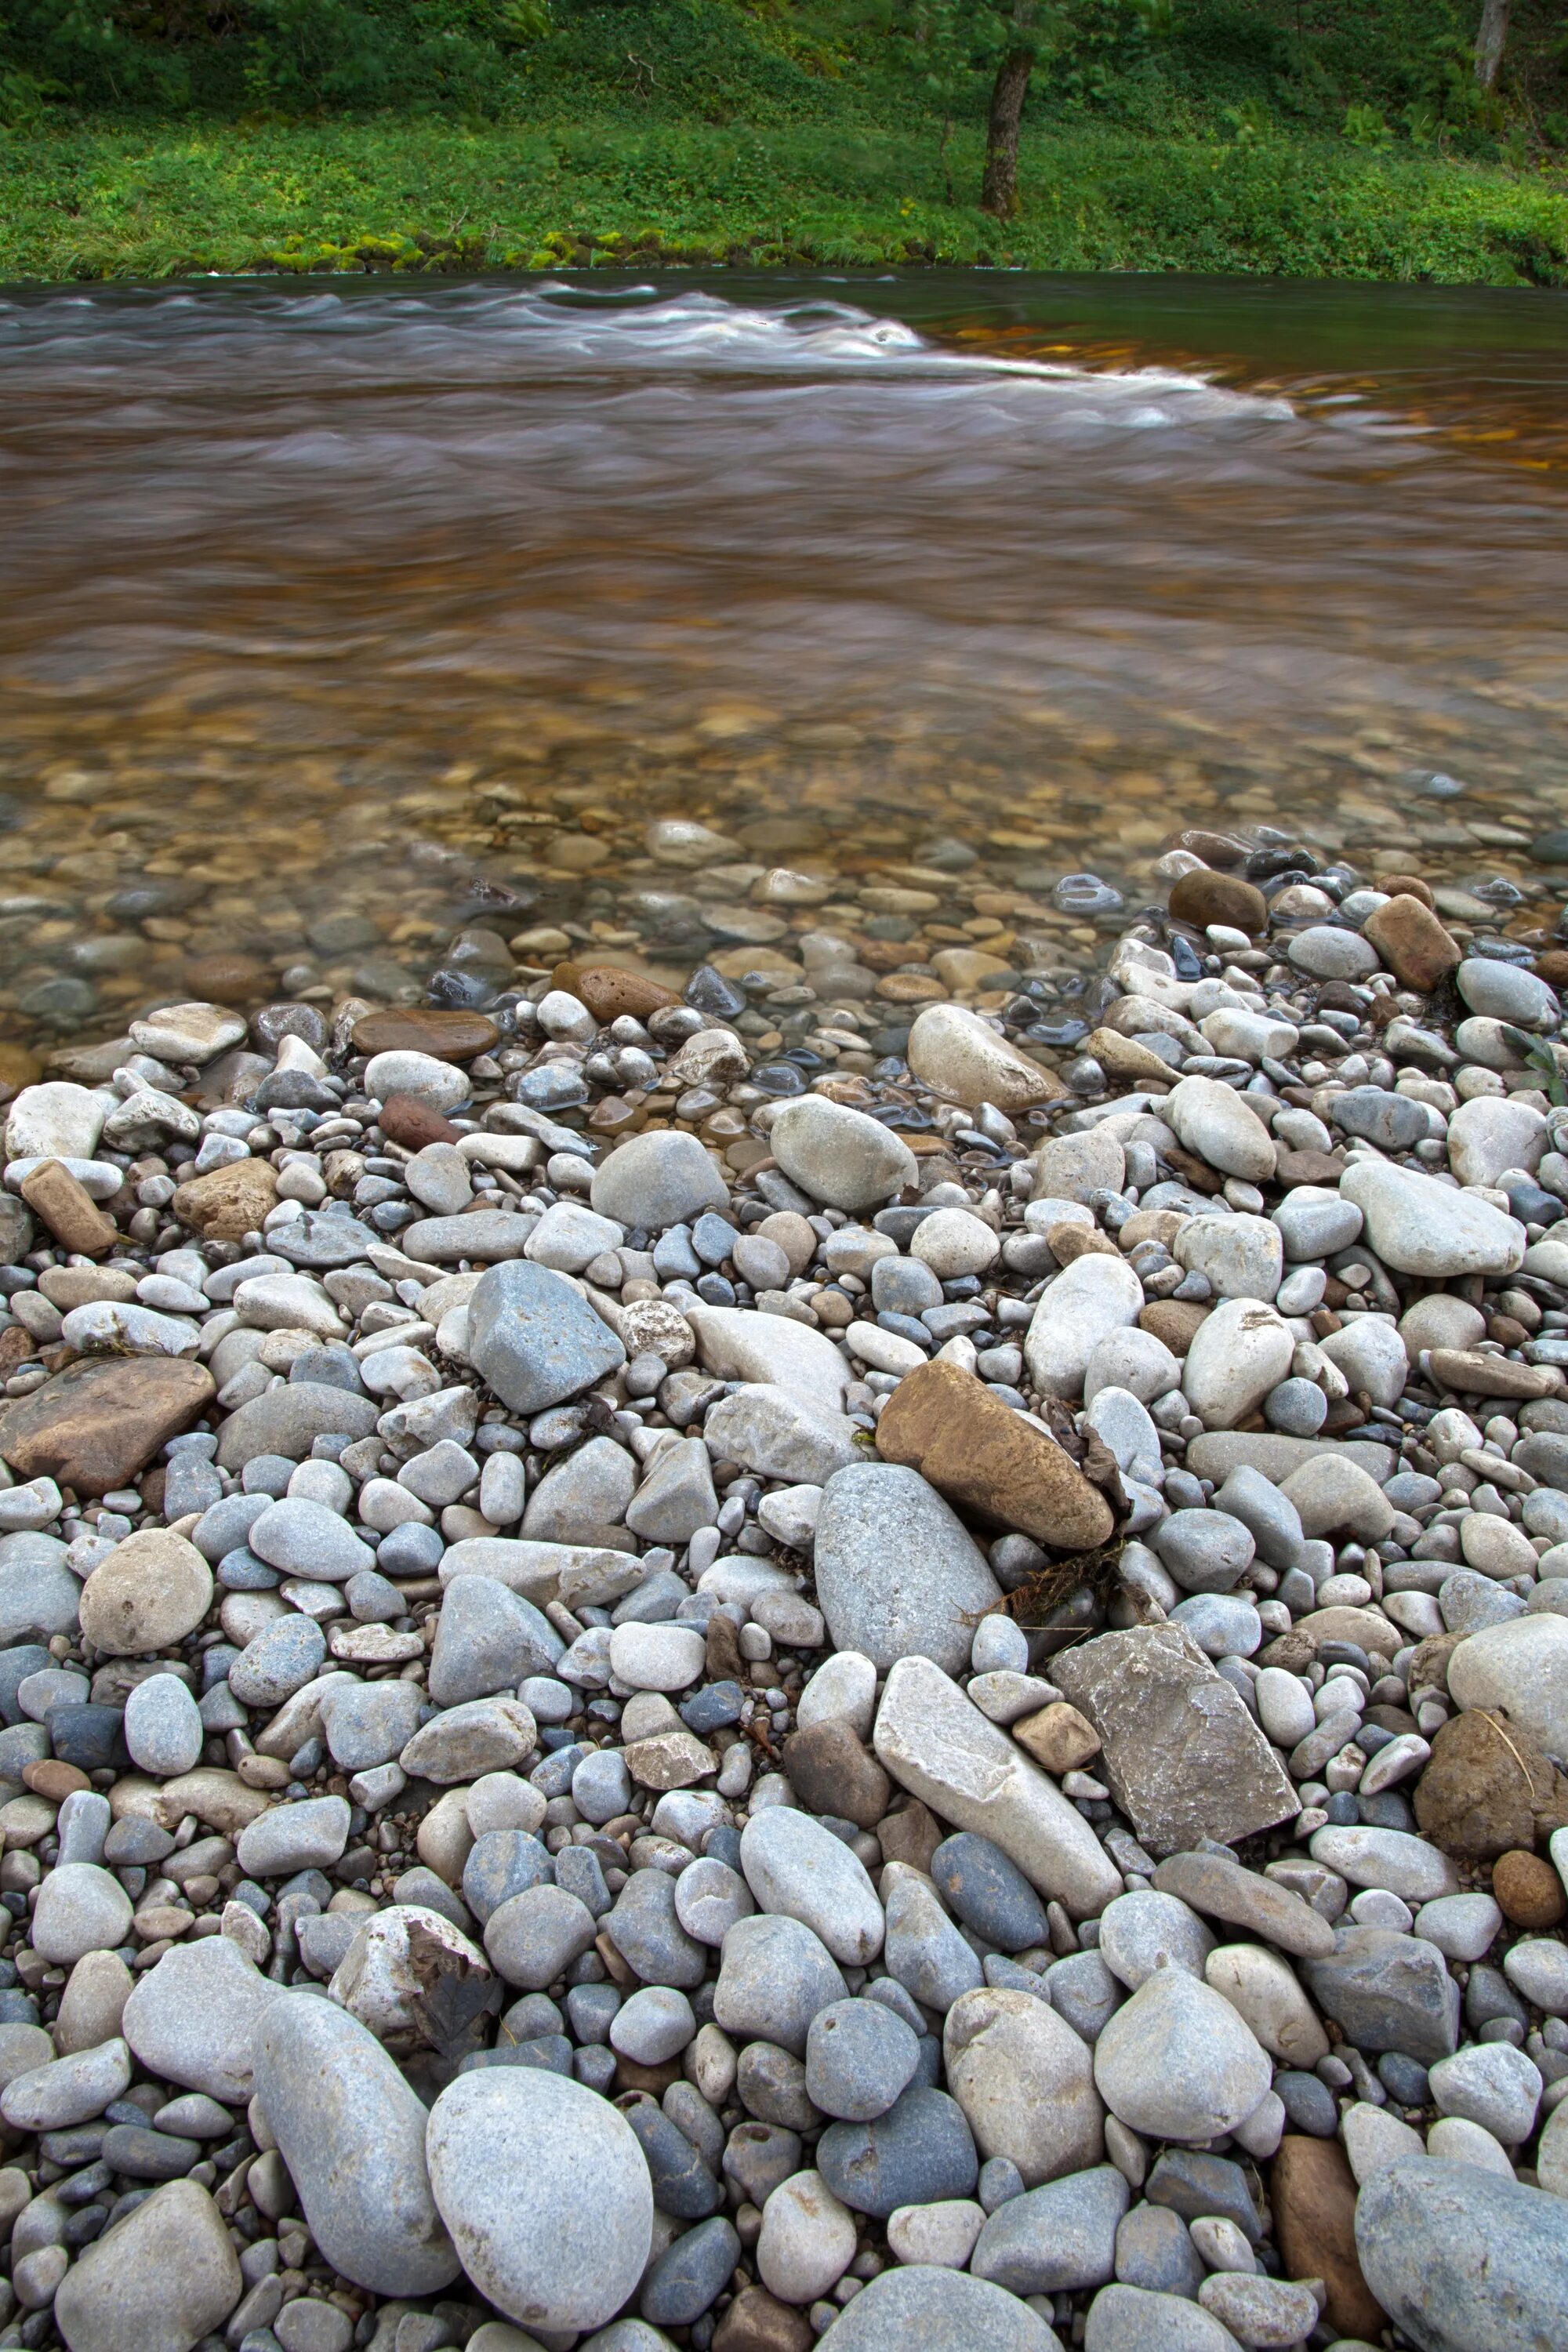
[[2, 117, 1566, 285]]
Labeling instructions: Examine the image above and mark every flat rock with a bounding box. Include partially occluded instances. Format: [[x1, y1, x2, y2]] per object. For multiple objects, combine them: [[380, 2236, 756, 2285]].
[[873, 1656, 1123, 1919], [820, 2263, 1058, 2351], [702, 1384, 862, 1486], [684, 1301, 850, 1410], [0, 1356, 215, 1496], [1150, 1851, 1334, 1959], [352, 1009, 499, 1062], [1052, 1625, 1298, 1857], [1447, 1613, 1568, 1758], [1185, 1432, 1394, 1486], [1341, 1160, 1525, 1278], [252, 1992, 459, 2295], [875, 1359, 1114, 1551], [814, 1463, 1002, 1677], [908, 1003, 1064, 1112]]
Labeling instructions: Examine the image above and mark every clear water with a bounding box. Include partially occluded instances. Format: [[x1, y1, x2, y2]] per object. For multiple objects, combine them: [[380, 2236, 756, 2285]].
[[0, 270, 1565, 1054]]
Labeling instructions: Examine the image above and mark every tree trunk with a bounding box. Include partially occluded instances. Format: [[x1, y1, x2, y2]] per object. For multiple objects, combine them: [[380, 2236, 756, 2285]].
[[982, 5, 1037, 219], [1475, 0, 1510, 91]]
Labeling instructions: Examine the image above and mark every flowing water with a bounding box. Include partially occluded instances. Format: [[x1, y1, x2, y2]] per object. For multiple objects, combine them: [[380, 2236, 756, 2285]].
[[1, 269, 1566, 1060]]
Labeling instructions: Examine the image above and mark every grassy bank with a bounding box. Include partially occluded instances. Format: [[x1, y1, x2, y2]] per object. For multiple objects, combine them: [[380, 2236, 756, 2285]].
[[2, 113, 1567, 283]]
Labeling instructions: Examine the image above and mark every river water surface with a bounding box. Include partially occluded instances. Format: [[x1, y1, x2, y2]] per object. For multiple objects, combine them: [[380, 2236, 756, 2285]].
[[1, 270, 1566, 1056]]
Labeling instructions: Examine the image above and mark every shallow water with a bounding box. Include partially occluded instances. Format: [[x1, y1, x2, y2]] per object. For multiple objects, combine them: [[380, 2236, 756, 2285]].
[[1, 270, 1566, 1054]]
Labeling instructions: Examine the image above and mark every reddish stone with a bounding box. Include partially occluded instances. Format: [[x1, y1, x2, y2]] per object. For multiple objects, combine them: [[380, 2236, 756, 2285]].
[[713, 2286, 814, 2352], [351, 1009, 499, 1062], [1374, 871, 1435, 908], [183, 954, 273, 1004], [1272, 2135, 1385, 2341], [1168, 869, 1268, 935], [378, 1093, 463, 1149], [0, 1355, 215, 1497], [1362, 895, 1461, 994], [1494, 1846, 1567, 1928], [568, 964, 682, 1023]]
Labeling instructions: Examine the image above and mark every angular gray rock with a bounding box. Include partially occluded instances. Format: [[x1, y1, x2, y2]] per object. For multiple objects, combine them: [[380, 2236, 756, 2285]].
[[466, 1261, 626, 1416], [1052, 1625, 1298, 1857]]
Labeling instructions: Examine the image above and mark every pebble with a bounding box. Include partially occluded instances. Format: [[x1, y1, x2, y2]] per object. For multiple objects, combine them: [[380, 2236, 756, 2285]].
[[825, 2264, 1063, 2350], [970, 2164, 1129, 2295], [53, 2179, 242, 2352], [465, 1259, 626, 1414], [740, 1808, 884, 1965], [814, 1461, 1000, 1676], [1091, 1967, 1272, 2142], [426, 2068, 652, 2332], [1355, 2154, 1568, 2352], [816, 2082, 979, 2216], [253, 1993, 459, 2294], [122, 1936, 278, 2103], [1024, 1254, 1143, 1399], [805, 1997, 921, 2121], [590, 1128, 731, 1228], [769, 1096, 917, 1212], [944, 1986, 1104, 2186]]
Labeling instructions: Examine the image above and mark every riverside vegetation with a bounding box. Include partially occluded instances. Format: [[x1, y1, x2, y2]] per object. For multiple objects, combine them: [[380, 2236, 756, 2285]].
[[1, 1, 1567, 281]]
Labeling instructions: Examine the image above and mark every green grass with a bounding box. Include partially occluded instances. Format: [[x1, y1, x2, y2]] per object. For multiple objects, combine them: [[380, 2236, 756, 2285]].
[[3, 111, 1567, 283]]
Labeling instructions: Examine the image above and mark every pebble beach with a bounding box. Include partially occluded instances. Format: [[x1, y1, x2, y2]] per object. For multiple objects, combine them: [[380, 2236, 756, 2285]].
[[0, 805, 1565, 2352]]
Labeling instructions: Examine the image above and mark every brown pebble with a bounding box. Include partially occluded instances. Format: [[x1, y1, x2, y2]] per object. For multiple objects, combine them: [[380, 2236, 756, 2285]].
[[378, 1092, 463, 1150], [1168, 867, 1268, 935], [18, 1160, 118, 1257], [1169, 829, 1250, 869], [713, 2284, 815, 2352], [614, 2053, 682, 2098], [1494, 1847, 1567, 1928], [183, 953, 272, 1004], [568, 964, 681, 1023], [877, 1795, 942, 1875], [781, 1720, 892, 1831], [23, 1760, 90, 1800], [1271, 2134, 1387, 2341], [351, 1008, 499, 1063], [0, 1354, 216, 1497], [1373, 872, 1436, 908], [1013, 1701, 1102, 1775], [875, 1356, 1112, 1552], [1362, 894, 1461, 993], [706, 1612, 746, 1685], [1534, 948, 1568, 991], [1275, 1147, 1347, 1188], [0, 1044, 43, 1096], [1139, 1299, 1210, 1355], [1048, 1222, 1121, 1264], [172, 1159, 279, 1243]]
